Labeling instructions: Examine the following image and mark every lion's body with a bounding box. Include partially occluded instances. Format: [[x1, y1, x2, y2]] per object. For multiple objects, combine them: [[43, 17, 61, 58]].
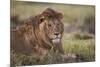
[[11, 8, 64, 57]]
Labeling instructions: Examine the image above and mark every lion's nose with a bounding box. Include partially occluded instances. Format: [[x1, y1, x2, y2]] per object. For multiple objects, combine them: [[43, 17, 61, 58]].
[[54, 32, 59, 36]]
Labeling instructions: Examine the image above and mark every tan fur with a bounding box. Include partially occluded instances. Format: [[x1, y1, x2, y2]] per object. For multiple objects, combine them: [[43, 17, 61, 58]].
[[11, 8, 64, 58]]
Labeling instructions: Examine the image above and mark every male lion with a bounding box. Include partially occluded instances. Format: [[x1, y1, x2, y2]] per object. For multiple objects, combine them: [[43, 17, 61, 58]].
[[11, 8, 64, 57]]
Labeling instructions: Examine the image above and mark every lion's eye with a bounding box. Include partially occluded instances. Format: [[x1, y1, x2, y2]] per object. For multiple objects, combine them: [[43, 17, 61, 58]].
[[48, 24, 51, 27], [57, 23, 59, 25]]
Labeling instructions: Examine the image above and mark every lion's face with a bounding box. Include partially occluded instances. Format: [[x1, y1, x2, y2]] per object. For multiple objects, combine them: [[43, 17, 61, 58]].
[[45, 18, 63, 44], [39, 8, 64, 44]]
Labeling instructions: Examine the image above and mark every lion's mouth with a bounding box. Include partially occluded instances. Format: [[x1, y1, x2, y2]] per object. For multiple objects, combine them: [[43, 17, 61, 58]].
[[50, 34, 62, 44], [52, 37, 61, 44]]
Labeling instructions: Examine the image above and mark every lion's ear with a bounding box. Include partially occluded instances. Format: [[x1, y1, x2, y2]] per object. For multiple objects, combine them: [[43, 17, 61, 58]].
[[39, 16, 45, 23], [57, 13, 63, 19]]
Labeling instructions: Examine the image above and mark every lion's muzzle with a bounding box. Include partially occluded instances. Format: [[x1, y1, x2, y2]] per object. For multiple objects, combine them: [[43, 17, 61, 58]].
[[52, 34, 61, 44]]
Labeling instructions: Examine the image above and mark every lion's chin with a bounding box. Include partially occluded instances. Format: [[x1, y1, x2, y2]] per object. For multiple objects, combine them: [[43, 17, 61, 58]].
[[52, 38, 61, 44]]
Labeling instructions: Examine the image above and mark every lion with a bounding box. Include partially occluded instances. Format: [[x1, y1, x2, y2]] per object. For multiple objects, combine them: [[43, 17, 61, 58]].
[[11, 8, 64, 57]]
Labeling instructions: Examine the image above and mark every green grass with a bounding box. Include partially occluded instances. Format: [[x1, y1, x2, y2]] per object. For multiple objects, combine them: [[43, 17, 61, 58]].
[[11, 35, 95, 66], [62, 34, 95, 61]]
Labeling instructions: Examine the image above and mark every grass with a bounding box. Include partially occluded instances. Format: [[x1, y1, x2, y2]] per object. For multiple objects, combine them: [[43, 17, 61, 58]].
[[11, 35, 95, 67], [62, 34, 95, 61]]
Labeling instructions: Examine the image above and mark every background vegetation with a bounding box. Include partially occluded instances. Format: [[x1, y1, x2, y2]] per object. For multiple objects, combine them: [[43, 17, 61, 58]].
[[10, 1, 95, 67]]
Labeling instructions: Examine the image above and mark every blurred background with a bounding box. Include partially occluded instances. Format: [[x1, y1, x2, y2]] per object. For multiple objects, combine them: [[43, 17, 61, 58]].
[[11, 0, 95, 66]]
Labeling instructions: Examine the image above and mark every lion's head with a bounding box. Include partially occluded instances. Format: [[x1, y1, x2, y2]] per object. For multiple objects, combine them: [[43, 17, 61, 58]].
[[37, 8, 64, 46]]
